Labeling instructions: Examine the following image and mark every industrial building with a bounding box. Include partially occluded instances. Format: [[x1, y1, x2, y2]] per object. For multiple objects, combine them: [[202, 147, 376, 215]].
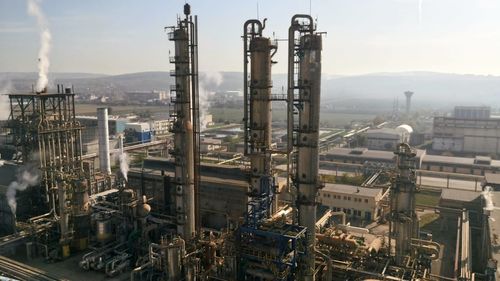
[[318, 183, 383, 222], [0, 3, 494, 281], [321, 147, 500, 176], [365, 124, 413, 151], [432, 114, 500, 155], [124, 122, 152, 143], [483, 172, 500, 190], [454, 106, 491, 119], [127, 157, 249, 230]]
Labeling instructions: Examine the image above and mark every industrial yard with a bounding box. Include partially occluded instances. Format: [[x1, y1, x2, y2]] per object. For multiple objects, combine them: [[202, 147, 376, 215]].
[[0, 1, 499, 281]]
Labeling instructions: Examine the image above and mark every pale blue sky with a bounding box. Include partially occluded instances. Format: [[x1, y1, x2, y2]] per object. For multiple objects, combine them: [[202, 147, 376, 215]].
[[1, 0, 499, 75]]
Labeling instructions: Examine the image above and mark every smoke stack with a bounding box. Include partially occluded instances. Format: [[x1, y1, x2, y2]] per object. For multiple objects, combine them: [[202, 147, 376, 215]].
[[97, 108, 111, 175], [404, 91, 414, 116]]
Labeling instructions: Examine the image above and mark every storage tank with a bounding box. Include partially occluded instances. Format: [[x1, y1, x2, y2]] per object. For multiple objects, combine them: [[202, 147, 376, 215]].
[[96, 214, 113, 243]]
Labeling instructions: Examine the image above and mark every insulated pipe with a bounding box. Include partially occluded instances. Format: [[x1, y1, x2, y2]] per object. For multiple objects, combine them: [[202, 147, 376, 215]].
[[130, 261, 152, 281], [97, 107, 111, 175]]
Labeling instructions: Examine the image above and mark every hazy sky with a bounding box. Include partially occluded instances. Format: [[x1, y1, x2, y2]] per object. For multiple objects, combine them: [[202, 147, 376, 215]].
[[1, 0, 499, 75]]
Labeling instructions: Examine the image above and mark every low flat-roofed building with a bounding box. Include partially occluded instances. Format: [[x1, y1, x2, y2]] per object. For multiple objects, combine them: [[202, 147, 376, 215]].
[[432, 116, 500, 155], [365, 128, 402, 151], [200, 138, 223, 153], [365, 126, 412, 151], [484, 173, 500, 191], [320, 147, 425, 169], [318, 183, 383, 222], [439, 189, 482, 212], [422, 155, 500, 175], [320, 147, 500, 176]]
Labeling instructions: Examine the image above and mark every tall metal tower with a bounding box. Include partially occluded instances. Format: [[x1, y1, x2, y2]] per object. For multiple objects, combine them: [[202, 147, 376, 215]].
[[390, 143, 419, 265], [236, 19, 307, 281], [167, 3, 200, 240], [404, 91, 414, 116], [288, 15, 323, 281], [7, 86, 85, 257], [243, 18, 276, 226]]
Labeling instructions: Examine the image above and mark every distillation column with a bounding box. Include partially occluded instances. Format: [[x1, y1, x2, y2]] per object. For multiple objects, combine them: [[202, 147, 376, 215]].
[[243, 19, 276, 223], [288, 15, 322, 281], [168, 4, 198, 240], [390, 143, 419, 265]]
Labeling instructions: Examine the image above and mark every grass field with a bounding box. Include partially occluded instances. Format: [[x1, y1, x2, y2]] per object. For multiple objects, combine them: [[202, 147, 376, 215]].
[[416, 190, 441, 207], [419, 213, 440, 228]]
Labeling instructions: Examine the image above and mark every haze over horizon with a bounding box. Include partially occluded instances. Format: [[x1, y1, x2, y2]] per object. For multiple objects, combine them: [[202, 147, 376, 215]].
[[1, 0, 499, 76]]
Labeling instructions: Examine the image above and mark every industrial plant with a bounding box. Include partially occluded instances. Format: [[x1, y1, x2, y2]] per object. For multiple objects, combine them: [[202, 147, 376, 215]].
[[0, 3, 499, 281]]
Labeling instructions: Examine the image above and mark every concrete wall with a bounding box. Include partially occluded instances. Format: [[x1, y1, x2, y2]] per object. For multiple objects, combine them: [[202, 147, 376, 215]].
[[317, 189, 382, 221], [433, 117, 500, 155]]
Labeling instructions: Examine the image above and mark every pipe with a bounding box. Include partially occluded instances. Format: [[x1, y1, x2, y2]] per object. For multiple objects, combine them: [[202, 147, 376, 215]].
[[130, 261, 152, 281], [97, 107, 111, 175], [270, 206, 293, 221], [315, 250, 333, 281]]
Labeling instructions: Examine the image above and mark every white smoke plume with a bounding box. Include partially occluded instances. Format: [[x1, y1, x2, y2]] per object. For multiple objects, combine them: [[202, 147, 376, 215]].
[[0, 80, 12, 120], [6, 166, 40, 216], [27, 0, 52, 92], [199, 72, 223, 131], [113, 152, 130, 182], [482, 186, 496, 211]]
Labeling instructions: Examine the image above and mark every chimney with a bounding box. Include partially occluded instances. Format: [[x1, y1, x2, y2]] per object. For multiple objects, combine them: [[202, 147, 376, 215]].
[[97, 107, 111, 175]]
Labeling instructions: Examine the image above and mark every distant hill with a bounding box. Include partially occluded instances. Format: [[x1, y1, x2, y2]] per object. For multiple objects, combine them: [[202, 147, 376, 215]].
[[1, 71, 499, 108], [321, 71, 500, 106]]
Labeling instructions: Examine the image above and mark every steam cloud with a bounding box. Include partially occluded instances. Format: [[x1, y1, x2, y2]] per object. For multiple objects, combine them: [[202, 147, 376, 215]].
[[482, 186, 496, 211], [114, 152, 130, 182], [199, 72, 223, 131], [0, 80, 12, 120], [6, 166, 40, 216], [27, 0, 52, 92]]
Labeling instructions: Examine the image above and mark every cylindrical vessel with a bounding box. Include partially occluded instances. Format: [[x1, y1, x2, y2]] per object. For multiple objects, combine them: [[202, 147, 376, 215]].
[[172, 26, 196, 239], [164, 237, 185, 280], [96, 216, 113, 243], [97, 107, 111, 175], [249, 37, 273, 195], [296, 33, 322, 280]]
